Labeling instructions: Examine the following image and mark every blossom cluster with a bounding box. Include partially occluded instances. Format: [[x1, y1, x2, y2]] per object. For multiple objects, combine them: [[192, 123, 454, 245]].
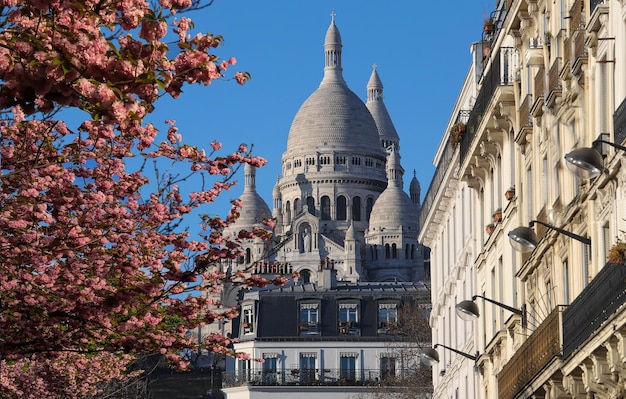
[[0, 1, 280, 398]]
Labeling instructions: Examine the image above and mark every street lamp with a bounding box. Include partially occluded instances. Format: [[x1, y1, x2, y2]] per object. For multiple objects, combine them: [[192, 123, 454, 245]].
[[564, 137, 626, 178], [420, 344, 478, 366], [456, 295, 527, 328], [508, 220, 591, 253]]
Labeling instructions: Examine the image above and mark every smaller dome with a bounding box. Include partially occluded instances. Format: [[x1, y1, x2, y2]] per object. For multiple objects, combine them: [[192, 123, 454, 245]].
[[225, 164, 272, 235], [325, 17, 341, 46], [368, 146, 419, 231], [368, 187, 419, 232]]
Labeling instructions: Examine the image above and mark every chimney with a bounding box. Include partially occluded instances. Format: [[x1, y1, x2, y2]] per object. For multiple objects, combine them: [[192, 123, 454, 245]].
[[318, 257, 337, 289]]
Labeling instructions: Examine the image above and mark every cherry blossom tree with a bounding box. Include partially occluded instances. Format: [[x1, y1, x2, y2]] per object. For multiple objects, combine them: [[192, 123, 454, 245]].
[[0, 1, 284, 398]]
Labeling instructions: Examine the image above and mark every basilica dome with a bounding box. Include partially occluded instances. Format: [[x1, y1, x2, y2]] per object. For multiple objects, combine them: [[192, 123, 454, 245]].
[[284, 16, 383, 157]]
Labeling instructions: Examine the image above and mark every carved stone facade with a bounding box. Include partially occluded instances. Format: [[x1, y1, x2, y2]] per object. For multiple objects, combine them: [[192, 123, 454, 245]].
[[420, 0, 626, 398]]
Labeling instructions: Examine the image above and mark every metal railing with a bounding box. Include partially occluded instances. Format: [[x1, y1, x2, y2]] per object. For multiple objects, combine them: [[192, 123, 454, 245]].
[[418, 136, 455, 232], [498, 307, 562, 399], [460, 47, 518, 166], [614, 96, 626, 145], [222, 368, 430, 388], [419, 109, 470, 230], [562, 262, 626, 358]]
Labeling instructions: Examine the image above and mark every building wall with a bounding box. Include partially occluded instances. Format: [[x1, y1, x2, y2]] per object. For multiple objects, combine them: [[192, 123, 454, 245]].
[[420, 0, 626, 398]]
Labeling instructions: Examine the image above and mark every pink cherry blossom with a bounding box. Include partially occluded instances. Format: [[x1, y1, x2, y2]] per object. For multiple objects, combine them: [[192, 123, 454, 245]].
[[0, 1, 278, 398]]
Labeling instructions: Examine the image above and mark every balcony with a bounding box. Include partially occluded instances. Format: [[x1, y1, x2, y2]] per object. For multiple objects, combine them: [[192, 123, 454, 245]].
[[568, 0, 584, 31], [545, 57, 562, 108], [419, 110, 470, 237], [570, 29, 587, 76], [222, 367, 431, 388], [530, 67, 545, 117], [562, 262, 626, 358], [460, 47, 518, 167], [498, 307, 562, 399], [519, 94, 532, 131]]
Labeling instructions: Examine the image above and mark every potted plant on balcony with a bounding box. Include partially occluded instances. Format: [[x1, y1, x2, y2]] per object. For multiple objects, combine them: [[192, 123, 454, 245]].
[[449, 122, 466, 148], [486, 223, 495, 235], [505, 186, 516, 200], [493, 208, 503, 223], [484, 17, 495, 33], [608, 241, 626, 263], [299, 323, 309, 331]]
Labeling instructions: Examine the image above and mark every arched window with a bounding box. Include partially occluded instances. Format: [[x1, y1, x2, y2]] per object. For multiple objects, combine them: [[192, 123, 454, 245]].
[[411, 244, 415, 260], [321, 196, 331, 220], [392, 244, 397, 259], [337, 195, 347, 220], [352, 196, 361, 221], [385, 244, 390, 259], [285, 201, 291, 224], [245, 248, 251, 263], [306, 196, 315, 214], [294, 198, 300, 216], [405, 244, 410, 260], [366, 197, 374, 222], [373, 245, 377, 260], [300, 269, 311, 284]]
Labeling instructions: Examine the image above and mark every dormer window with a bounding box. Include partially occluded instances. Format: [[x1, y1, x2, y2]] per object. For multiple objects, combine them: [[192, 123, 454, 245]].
[[242, 304, 255, 335], [378, 302, 399, 334], [299, 302, 320, 335], [338, 302, 359, 335]]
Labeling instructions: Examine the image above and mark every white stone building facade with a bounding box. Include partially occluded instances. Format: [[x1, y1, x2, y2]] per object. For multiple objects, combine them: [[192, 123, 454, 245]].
[[420, 0, 626, 398]]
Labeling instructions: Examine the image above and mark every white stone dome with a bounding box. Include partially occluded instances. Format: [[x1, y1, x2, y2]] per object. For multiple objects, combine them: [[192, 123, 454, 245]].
[[284, 16, 384, 158], [368, 146, 419, 232], [286, 84, 383, 155], [225, 164, 271, 235]]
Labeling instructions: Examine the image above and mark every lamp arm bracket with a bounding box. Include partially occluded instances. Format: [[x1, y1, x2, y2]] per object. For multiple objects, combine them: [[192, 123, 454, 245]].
[[472, 295, 522, 316], [593, 139, 626, 153], [529, 220, 591, 246], [433, 344, 478, 361]]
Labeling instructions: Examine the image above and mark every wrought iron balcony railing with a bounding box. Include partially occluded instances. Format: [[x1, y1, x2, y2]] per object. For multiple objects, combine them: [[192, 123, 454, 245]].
[[615, 96, 626, 146], [221, 367, 431, 388], [498, 307, 562, 399], [460, 47, 517, 166], [562, 262, 626, 358]]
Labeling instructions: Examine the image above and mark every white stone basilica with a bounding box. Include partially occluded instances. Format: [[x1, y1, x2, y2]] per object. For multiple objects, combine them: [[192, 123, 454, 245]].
[[222, 14, 426, 295]]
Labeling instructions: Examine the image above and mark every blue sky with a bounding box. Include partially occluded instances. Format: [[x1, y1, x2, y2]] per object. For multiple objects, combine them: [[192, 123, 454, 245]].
[[150, 1, 492, 225]]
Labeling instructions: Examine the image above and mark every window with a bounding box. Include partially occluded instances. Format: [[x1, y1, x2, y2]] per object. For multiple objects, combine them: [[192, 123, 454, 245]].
[[306, 196, 315, 214], [380, 356, 396, 380], [293, 198, 300, 215], [262, 354, 278, 384], [242, 304, 254, 334], [339, 353, 357, 381], [238, 358, 251, 382], [352, 196, 361, 221], [299, 353, 316, 383], [338, 303, 359, 335], [392, 243, 397, 259], [378, 303, 398, 334], [321, 196, 331, 220], [336, 156, 346, 165], [299, 303, 319, 335], [366, 197, 374, 221], [385, 244, 390, 259], [285, 201, 291, 224], [336, 195, 347, 220]]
